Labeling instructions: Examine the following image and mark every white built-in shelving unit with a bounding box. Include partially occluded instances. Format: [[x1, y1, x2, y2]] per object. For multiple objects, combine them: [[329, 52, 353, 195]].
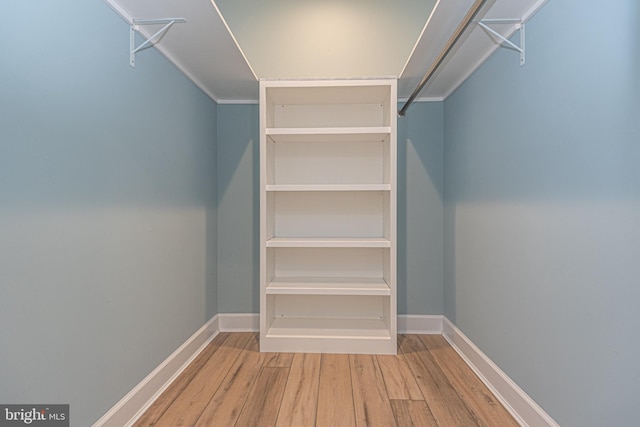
[[259, 79, 397, 354]]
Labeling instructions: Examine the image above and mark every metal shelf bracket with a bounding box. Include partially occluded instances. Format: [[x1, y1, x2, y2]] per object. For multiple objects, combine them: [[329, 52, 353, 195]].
[[130, 18, 186, 67], [478, 19, 525, 66]]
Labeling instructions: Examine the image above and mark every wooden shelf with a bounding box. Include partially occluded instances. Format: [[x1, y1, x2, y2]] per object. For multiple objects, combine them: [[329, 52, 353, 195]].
[[266, 237, 391, 248], [267, 277, 390, 295]]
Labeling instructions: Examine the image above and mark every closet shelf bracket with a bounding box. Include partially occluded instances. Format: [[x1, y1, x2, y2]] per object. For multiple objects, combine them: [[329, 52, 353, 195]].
[[477, 19, 525, 66], [130, 18, 186, 68]]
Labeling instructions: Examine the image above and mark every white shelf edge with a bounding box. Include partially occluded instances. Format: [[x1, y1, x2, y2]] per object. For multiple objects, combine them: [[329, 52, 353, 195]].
[[266, 237, 391, 248], [266, 317, 391, 339], [266, 127, 391, 135], [267, 277, 391, 296], [266, 184, 391, 192]]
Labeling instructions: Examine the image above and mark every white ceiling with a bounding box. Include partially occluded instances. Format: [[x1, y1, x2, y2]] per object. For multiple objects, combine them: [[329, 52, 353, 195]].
[[103, 0, 548, 104], [215, 0, 437, 80]]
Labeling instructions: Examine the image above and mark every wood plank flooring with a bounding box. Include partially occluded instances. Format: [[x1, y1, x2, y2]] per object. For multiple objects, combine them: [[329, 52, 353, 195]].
[[134, 333, 518, 427]]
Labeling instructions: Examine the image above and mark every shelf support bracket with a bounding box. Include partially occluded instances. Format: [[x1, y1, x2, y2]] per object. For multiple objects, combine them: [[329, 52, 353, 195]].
[[477, 19, 525, 66], [130, 18, 186, 67]]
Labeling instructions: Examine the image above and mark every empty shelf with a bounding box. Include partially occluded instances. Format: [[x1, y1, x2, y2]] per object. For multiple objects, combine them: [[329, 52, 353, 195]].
[[266, 237, 391, 248], [266, 127, 391, 143], [267, 277, 391, 295], [266, 317, 391, 339], [266, 184, 391, 192]]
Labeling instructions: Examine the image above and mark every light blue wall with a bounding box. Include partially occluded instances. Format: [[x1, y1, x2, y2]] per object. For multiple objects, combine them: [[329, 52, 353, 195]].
[[216, 104, 260, 313], [444, 1, 640, 425], [398, 102, 444, 314], [215, 102, 444, 314], [0, 2, 218, 426]]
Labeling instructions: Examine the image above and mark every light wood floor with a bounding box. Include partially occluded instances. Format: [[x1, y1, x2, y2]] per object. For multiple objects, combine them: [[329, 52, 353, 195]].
[[134, 333, 518, 427]]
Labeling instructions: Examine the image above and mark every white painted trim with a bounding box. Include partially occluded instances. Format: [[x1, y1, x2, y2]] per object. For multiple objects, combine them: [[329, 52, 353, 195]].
[[209, 0, 258, 81], [416, 96, 445, 103], [218, 313, 260, 332], [442, 317, 560, 427], [398, 314, 443, 334], [93, 316, 220, 427], [216, 99, 260, 105], [217, 313, 444, 335], [521, 0, 550, 22], [102, 0, 132, 24], [398, 96, 444, 104]]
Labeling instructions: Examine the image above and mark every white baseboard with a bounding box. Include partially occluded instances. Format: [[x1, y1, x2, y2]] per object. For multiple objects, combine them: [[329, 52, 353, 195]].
[[218, 313, 259, 331], [216, 313, 445, 334], [398, 314, 443, 334], [93, 315, 220, 427], [442, 317, 559, 427]]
